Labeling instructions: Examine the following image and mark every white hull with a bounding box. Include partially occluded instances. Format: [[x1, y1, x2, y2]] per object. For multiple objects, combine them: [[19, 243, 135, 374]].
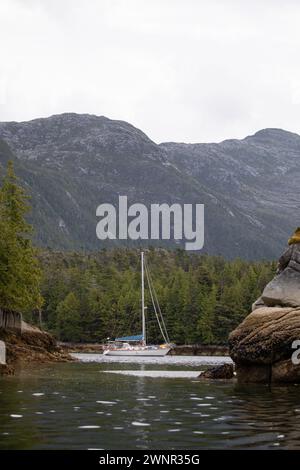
[[103, 347, 171, 357]]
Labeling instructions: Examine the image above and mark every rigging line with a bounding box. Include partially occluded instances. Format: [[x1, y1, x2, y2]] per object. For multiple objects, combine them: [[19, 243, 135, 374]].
[[144, 258, 170, 343], [144, 262, 168, 344], [146, 275, 168, 344], [144, 260, 169, 344]]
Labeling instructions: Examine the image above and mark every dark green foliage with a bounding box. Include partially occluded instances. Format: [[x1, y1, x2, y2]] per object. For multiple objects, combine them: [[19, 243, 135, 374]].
[[39, 248, 276, 345], [0, 161, 43, 312]]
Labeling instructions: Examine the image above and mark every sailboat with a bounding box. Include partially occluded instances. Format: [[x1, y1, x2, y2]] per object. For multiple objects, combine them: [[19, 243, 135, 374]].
[[103, 252, 172, 356]]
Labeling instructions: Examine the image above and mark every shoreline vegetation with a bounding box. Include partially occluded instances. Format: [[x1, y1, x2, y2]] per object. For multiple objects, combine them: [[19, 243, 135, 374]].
[[36, 249, 276, 347]]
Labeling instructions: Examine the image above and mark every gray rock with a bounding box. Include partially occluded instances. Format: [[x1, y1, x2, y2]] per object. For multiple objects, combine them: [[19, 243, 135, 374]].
[[261, 244, 300, 307], [252, 296, 266, 311]]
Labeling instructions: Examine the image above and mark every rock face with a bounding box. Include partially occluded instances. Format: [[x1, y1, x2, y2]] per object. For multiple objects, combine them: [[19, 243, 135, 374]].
[[200, 363, 234, 379], [260, 243, 300, 308], [0, 326, 72, 374], [229, 306, 300, 383], [229, 238, 300, 383], [1, 115, 300, 258]]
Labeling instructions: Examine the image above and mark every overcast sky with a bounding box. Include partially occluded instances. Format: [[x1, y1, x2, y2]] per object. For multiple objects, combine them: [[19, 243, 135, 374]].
[[1, 0, 300, 143]]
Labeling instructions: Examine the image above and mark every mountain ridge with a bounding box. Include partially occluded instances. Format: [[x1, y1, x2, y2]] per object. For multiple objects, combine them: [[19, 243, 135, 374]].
[[0, 113, 299, 259]]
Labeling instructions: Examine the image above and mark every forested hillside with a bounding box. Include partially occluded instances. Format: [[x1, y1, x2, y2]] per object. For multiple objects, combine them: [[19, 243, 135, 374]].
[[34, 249, 276, 345]]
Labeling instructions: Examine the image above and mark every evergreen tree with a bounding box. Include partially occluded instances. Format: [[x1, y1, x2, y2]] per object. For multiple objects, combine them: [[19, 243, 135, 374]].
[[0, 161, 43, 312], [197, 284, 217, 344], [38, 248, 275, 345], [56, 292, 81, 342]]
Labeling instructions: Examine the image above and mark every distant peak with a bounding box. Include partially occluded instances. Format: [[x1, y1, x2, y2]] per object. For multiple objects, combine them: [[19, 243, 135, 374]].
[[250, 128, 300, 139]]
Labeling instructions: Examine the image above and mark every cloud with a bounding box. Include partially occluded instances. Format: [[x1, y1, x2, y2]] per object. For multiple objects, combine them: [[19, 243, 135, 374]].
[[1, 0, 300, 143]]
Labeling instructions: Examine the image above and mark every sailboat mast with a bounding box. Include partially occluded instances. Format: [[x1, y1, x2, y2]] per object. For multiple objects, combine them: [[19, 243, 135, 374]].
[[141, 251, 146, 345]]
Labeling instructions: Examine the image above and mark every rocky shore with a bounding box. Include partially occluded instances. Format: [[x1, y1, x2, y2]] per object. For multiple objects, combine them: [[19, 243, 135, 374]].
[[0, 325, 72, 375], [169, 345, 229, 356], [229, 229, 300, 384]]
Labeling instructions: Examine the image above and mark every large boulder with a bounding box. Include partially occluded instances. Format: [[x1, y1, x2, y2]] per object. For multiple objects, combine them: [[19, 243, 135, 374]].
[[229, 306, 300, 383], [256, 242, 300, 309]]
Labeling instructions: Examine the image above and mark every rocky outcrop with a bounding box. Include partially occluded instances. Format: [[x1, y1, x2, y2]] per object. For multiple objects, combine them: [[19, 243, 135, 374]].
[[0, 327, 72, 375], [229, 306, 300, 383], [0, 364, 14, 375], [257, 242, 300, 308], [199, 363, 234, 379], [229, 234, 300, 383]]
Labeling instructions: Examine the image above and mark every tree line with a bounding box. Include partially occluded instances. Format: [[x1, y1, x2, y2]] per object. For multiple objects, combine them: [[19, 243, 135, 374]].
[[0, 161, 276, 345], [36, 248, 275, 345]]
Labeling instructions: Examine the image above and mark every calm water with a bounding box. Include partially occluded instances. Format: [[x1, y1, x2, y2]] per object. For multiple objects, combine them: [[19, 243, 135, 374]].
[[1, 355, 300, 450]]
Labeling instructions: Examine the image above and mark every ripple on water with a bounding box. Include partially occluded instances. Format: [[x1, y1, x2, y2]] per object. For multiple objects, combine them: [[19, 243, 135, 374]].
[[78, 425, 101, 429], [2, 358, 298, 451], [96, 400, 116, 405], [132, 421, 150, 427]]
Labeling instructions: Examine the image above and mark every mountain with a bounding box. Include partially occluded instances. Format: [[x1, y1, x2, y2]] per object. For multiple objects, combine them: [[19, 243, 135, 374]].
[[0, 113, 299, 259]]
